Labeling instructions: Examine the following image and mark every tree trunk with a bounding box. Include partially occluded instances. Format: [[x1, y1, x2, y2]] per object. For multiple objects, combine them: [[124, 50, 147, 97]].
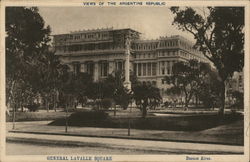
[[12, 103, 16, 130], [65, 103, 68, 133], [128, 118, 131, 136], [54, 90, 57, 112], [219, 81, 226, 116], [195, 94, 198, 108], [21, 102, 24, 112], [9, 80, 16, 110], [114, 104, 116, 116], [185, 96, 189, 110], [142, 102, 147, 118], [46, 97, 49, 112]]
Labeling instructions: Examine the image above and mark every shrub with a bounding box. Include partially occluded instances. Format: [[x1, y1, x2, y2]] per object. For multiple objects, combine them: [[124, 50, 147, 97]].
[[49, 103, 54, 110], [50, 110, 110, 126], [26, 103, 40, 112], [100, 98, 113, 110], [69, 110, 109, 120]]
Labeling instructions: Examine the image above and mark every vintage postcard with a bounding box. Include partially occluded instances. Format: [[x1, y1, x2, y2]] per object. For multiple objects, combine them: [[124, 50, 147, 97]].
[[0, 0, 249, 162]]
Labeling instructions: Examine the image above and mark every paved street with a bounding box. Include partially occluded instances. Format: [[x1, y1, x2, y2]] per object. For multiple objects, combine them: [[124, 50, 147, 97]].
[[6, 132, 243, 155], [7, 142, 157, 155]]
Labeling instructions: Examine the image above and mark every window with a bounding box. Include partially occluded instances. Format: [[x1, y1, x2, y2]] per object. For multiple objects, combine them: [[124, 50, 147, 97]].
[[134, 63, 137, 75], [73, 63, 80, 75], [161, 68, 165, 75], [167, 67, 170, 75], [138, 63, 142, 76], [152, 63, 157, 76], [162, 79, 165, 84], [239, 76, 242, 82], [147, 63, 151, 76], [86, 62, 94, 76], [116, 61, 123, 71], [143, 63, 146, 76], [100, 62, 108, 77]]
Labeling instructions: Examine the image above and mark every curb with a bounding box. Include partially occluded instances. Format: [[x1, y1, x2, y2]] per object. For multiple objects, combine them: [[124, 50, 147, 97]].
[[8, 130, 243, 146]]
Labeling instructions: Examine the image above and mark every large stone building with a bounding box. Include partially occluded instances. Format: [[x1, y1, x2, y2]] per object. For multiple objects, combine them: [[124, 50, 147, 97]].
[[54, 28, 208, 96]]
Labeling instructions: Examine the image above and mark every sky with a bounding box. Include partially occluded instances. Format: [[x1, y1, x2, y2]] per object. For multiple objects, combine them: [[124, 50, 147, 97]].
[[38, 7, 194, 41]]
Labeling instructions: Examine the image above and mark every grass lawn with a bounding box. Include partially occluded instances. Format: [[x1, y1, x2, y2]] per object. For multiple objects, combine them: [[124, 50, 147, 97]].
[[6, 110, 71, 122], [49, 110, 243, 131], [7, 109, 243, 145]]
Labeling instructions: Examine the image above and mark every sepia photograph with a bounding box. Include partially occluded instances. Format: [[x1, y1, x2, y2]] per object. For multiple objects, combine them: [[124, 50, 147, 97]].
[[1, 1, 249, 162]]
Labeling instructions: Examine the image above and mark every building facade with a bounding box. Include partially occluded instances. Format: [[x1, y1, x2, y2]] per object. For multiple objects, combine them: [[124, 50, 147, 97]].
[[54, 28, 208, 96]]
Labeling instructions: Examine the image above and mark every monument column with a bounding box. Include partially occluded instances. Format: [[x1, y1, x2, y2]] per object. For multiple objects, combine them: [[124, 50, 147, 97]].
[[93, 61, 99, 82], [124, 36, 131, 90]]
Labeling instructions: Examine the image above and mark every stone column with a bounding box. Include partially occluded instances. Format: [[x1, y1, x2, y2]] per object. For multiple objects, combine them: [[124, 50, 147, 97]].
[[108, 61, 114, 74], [150, 62, 152, 76], [68, 64, 74, 72], [81, 63, 85, 73], [93, 62, 99, 82], [169, 61, 173, 75]]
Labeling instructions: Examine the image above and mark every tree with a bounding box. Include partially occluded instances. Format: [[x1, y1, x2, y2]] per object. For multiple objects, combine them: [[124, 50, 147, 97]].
[[165, 86, 182, 108], [26, 50, 64, 111], [165, 60, 210, 108], [170, 7, 244, 115], [148, 86, 162, 110], [195, 69, 221, 109], [58, 70, 93, 109], [133, 83, 162, 118], [231, 90, 243, 110], [6, 7, 51, 111], [105, 71, 132, 110], [85, 82, 102, 102], [86, 71, 135, 111]]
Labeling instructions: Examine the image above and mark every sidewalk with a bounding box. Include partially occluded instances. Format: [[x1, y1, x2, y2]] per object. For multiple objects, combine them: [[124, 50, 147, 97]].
[[6, 120, 243, 146], [7, 132, 243, 154]]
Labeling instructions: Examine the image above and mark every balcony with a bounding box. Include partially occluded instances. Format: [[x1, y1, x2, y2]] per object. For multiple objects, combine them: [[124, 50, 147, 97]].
[[55, 48, 126, 56]]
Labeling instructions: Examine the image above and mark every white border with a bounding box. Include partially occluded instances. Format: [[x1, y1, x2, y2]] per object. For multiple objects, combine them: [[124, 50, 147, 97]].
[[0, 1, 249, 162]]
